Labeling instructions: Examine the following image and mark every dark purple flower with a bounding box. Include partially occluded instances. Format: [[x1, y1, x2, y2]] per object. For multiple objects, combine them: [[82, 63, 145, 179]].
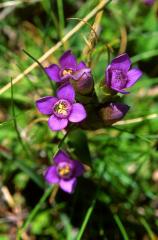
[[44, 150, 84, 193], [99, 102, 130, 125], [105, 53, 142, 94], [36, 84, 87, 131], [143, 0, 154, 5], [45, 50, 91, 84]]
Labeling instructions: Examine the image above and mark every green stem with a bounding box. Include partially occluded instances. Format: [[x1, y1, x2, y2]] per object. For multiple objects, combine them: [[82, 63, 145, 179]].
[[23, 49, 55, 93], [76, 199, 96, 240], [113, 214, 129, 240], [140, 217, 155, 240], [11, 78, 31, 158], [57, 0, 65, 39]]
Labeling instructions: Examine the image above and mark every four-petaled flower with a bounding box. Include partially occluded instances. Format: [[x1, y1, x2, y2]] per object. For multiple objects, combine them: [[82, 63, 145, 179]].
[[105, 53, 142, 94], [45, 50, 91, 84], [36, 84, 87, 131], [44, 150, 84, 193]]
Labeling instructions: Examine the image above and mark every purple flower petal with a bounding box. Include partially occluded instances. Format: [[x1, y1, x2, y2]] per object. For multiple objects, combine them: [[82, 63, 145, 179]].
[[111, 53, 131, 71], [74, 160, 84, 177], [69, 103, 87, 123], [105, 65, 112, 87], [126, 68, 142, 88], [54, 150, 70, 164], [59, 178, 77, 193], [110, 103, 130, 120], [61, 73, 73, 82], [45, 64, 61, 82], [57, 84, 75, 103], [36, 97, 58, 115], [48, 115, 68, 131], [59, 50, 77, 70], [100, 102, 130, 125], [77, 61, 87, 70], [44, 166, 59, 184], [72, 69, 93, 95], [111, 88, 129, 94], [72, 68, 91, 81]]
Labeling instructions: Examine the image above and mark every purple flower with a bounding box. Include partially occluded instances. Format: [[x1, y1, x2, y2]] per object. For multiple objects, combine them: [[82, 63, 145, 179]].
[[99, 102, 130, 125], [44, 150, 84, 193], [143, 0, 154, 5], [105, 53, 142, 94], [36, 84, 87, 131], [45, 50, 91, 84]]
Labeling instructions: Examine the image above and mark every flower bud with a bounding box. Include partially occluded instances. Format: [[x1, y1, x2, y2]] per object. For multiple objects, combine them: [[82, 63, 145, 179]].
[[99, 102, 130, 125], [71, 68, 94, 95]]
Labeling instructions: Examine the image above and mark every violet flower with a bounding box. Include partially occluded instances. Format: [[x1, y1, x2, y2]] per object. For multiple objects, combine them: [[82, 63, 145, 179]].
[[44, 150, 84, 193], [105, 53, 142, 94], [36, 84, 87, 131], [45, 50, 91, 85], [99, 102, 130, 125]]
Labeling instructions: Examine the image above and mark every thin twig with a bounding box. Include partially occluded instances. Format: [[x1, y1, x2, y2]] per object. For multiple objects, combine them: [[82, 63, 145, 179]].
[[114, 113, 158, 126], [119, 26, 127, 54], [0, 0, 112, 95], [0, 0, 41, 9]]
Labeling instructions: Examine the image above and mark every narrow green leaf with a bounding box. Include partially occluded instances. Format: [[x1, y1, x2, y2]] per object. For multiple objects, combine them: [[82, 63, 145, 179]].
[[76, 199, 96, 240], [113, 214, 129, 240]]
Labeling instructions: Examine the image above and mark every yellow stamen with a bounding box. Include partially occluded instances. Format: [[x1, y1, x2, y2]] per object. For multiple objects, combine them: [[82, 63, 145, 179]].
[[62, 69, 73, 76], [54, 102, 68, 115], [58, 165, 70, 176]]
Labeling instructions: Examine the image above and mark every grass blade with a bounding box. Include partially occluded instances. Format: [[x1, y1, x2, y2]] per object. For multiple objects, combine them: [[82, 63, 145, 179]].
[[10, 78, 32, 158], [15, 160, 45, 189], [23, 49, 55, 93], [140, 217, 155, 240], [113, 214, 129, 240], [76, 199, 96, 240], [57, 0, 65, 39]]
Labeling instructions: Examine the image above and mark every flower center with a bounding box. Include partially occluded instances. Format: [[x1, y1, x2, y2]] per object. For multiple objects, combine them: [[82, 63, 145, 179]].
[[112, 70, 127, 89], [53, 99, 71, 118], [62, 69, 73, 76], [57, 163, 72, 179]]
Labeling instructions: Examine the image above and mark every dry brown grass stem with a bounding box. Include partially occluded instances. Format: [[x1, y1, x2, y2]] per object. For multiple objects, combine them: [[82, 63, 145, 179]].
[[87, 113, 158, 136], [83, 5, 104, 56], [0, 0, 40, 9], [1, 186, 15, 208], [119, 27, 127, 54], [0, 0, 111, 95], [114, 113, 158, 126], [26, 114, 158, 136], [68, 17, 98, 43]]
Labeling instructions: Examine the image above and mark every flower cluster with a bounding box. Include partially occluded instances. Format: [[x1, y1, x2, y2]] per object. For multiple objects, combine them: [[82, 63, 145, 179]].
[[36, 50, 142, 193]]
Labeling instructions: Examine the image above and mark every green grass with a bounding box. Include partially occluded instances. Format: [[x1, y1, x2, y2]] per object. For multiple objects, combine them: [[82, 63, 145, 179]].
[[1, 0, 158, 239]]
